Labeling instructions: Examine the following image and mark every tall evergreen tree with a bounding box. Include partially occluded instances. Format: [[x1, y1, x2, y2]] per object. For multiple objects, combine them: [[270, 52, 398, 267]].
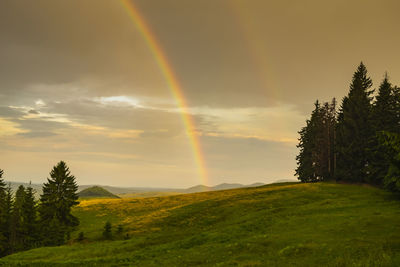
[[22, 183, 38, 249], [296, 99, 336, 182], [296, 101, 322, 182], [369, 75, 400, 185], [2, 184, 13, 255], [336, 62, 374, 182], [0, 170, 8, 256], [10, 185, 26, 252], [39, 161, 79, 246]]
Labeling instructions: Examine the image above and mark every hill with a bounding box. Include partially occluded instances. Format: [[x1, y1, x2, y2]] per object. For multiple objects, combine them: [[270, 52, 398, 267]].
[[78, 186, 120, 199], [184, 182, 266, 193], [5, 181, 270, 198], [2, 182, 400, 266]]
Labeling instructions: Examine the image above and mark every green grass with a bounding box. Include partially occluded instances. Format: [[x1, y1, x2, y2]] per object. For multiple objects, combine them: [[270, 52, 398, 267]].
[[1, 182, 400, 266]]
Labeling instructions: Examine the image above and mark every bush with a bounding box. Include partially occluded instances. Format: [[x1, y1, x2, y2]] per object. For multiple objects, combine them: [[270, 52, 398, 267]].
[[77, 232, 85, 242], [103, 221, 112, 240]]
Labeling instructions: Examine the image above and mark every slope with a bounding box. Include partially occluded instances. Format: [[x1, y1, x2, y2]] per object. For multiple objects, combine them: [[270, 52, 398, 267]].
[[1, 182, 400, 266]]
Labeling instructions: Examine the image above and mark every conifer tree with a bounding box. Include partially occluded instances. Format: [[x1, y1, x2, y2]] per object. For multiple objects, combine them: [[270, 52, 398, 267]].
[[2, 184, 13, 255], [296, 101, 320, 182], [0, 170, 8, 256], [369, 75, 400, 184], [296, 99, 336, 182], [11, 185, 26, 252], [22, 184, 38, 249], [39, 161, 79, 246], [336, 62, 374, 182]]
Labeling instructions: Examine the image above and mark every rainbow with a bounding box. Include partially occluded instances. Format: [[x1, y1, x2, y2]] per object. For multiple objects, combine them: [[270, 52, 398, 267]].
[[120, 0, 209, 186]]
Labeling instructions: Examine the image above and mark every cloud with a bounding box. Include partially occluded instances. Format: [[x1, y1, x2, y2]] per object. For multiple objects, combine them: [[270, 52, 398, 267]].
[[28, 109, 39, 114], [0, 106, 25, 118], [0, 118, 26, 137], [18, 131, 58, 138]]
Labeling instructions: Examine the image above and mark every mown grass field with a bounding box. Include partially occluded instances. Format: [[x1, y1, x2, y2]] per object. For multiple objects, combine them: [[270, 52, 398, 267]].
[[1, 182, 400, 266]]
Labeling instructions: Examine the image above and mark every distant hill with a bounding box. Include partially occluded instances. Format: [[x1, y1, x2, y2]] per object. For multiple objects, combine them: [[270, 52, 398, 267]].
[[272, 179, 297, 184], [78, 186, 120, 199], [184, 182, 266, 193], [5, 180, 283, 197]]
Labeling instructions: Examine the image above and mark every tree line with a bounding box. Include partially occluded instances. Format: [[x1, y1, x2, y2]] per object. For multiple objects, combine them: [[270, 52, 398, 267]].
[[296, 62, 400, 194], [0, 161, 79, 257]]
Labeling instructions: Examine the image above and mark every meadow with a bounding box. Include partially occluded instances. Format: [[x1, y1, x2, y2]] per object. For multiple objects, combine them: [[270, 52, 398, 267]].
[[1, 182, 400, 266]]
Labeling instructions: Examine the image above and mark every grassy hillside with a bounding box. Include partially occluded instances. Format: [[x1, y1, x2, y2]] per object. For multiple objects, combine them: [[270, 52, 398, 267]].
[[78, 186, 120, 199], [117, 191, 182, 198], [1, 182, 400, 266]]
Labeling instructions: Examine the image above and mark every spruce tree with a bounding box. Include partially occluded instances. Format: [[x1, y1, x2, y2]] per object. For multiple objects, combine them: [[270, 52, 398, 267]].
[[0, 170, 8, 256], [39, 161, 79, 246], [369, 75, 399, 185], [11, 185, 26, 252], [2, 184, 13, 255], [296, 99, 336, 182], [296, 101, 325, 182], [22, 184, 38, 249], [336, 62, 374, 182]]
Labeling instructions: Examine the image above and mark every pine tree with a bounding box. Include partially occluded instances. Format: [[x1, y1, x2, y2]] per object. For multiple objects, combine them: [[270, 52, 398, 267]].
[[39, 161, 79, 246], [0, 170, 8, 256], [296, 99, 336, 182], [11, 185, 26, 252], [2, 184, 13, 255], [22, 183, 38, 249], [296, 101, 320, 182], [369, 74, 400, 185], [336, 62, 374, 182]]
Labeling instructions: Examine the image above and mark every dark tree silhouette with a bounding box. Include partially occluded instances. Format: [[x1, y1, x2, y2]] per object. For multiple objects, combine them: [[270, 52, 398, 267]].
[[336, 62, 374, 182], [11, 185, 26, 252], [0, 170, 8, 256], [39, 161, 79, 246], [369, 75, 400, 185], [22, 183, 38, 249], [296, 99, 336, 182]]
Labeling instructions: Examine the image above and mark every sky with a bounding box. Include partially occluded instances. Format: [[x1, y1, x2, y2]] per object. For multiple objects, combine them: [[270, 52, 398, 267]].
[[1, 0, 400, 188]]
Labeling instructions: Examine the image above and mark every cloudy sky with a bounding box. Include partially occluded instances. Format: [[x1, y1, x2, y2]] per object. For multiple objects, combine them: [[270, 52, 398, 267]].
[[1, 0, 399, 187]]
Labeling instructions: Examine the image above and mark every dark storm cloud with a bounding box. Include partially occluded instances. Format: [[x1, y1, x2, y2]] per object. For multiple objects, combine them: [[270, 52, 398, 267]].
[[1, 0, 400, 110], [136, 0, 400, 109], [0, 0, 167, 97]]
